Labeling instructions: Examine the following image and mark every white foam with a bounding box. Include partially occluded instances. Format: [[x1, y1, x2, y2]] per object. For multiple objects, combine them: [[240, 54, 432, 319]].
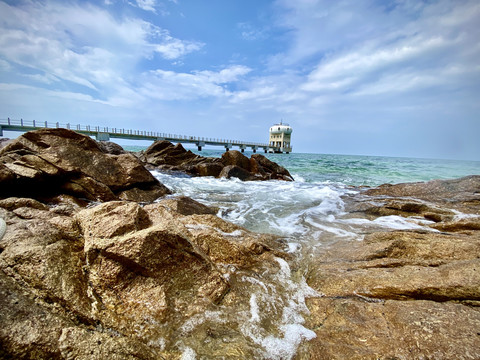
[[180, 347, 197, 360], [249, 294, 260, 322], [179, 310, 225, 334], [260, 324, 316, 360], [217, 229, 243, 237], [372, 215, 439, 231], [287, 242, 301, 253], [152, 170, 350, 238]]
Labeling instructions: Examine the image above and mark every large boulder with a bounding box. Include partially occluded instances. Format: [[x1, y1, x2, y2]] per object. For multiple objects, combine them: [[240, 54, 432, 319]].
[[0, 196, 287, 358], [0, 128, 170, 202]]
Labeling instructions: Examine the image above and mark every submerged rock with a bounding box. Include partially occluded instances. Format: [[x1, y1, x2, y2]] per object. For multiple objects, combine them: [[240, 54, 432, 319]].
[[0, 128, 171, 202], [140, 139, 293, 181]]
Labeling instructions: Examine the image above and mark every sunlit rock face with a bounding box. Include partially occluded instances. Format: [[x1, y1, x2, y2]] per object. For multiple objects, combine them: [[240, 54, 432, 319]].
[[0, 195, 296, 358], [0, 128, 170, 202]]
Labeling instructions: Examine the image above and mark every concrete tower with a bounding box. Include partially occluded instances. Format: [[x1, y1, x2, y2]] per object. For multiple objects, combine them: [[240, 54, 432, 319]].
[[269, 121, 292, 153]]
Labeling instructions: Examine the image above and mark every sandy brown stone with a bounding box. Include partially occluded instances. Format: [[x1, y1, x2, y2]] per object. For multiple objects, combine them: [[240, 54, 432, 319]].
[[156, 196, 217, 216], [298, 298, 480, 360]]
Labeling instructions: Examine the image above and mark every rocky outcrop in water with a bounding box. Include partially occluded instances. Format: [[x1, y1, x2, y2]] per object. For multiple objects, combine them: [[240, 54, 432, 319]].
[[297, 176, 480, 359], [140, 140, 294, 181], [0, 128, 170, 203]]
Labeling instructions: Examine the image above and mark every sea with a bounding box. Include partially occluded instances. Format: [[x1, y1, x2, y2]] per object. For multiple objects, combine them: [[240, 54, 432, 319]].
[[127, 147, 480, 359]]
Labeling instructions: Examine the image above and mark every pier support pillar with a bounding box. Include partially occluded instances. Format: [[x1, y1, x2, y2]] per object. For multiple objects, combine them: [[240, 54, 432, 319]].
[[251, 146, 258, 153], [196, 141, 205, 151], [225, 143, 232, 152], [240, 145, 246, 153], [0, 126, 3, 137]]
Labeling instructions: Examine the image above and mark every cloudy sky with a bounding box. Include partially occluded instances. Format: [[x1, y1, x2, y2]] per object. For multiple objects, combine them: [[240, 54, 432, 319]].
[[0, 0, 479, 160]]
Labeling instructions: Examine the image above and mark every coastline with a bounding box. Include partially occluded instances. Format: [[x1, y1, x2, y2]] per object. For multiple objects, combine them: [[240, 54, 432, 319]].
[[0, 129, 479, 359]]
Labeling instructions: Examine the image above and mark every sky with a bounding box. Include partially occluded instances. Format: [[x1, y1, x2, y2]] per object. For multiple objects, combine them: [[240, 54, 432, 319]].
[[0, 0, 479, 160]]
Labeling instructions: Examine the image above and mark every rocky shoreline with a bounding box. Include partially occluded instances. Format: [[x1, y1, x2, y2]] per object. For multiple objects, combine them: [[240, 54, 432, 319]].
[[1, 128, 479, 359], [297, 176, 480, 359]]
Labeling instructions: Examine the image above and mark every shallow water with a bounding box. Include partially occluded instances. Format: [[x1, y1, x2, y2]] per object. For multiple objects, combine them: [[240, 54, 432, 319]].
[[136, 149, 480, 358]]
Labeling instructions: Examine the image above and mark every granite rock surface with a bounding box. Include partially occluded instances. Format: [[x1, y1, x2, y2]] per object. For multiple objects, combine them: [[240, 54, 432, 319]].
[[296, 176, 480, 359]]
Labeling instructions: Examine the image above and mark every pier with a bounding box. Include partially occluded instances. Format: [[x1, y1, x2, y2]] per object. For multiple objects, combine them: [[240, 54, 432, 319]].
[[0, 118, 283, 153]]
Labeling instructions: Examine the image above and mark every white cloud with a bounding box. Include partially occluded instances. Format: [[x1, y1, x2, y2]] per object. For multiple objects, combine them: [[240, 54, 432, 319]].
[[0, 1, 203, 97], [139, 65, 252, 101], [135, 0, 157, 13]]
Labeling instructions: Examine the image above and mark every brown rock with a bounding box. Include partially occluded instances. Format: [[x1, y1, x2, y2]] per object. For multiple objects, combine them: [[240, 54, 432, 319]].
[[0, 128, 171, 202], [156, 196, 217, 216], [141, 139, 293, 181], [0, 137, 11, 149], [251, 153, 294, 181], [431, 216, 480, 232], [96, 140, 126, 155], [142, 140, 200, 168], [192, 162, 224, 177], [0, 270, 159, 359], [1, 196, 287, 358], [221, 150, 251, 171], [299, 298, 480, 360], [219, 164, 256, 181], [0, 212, 91, 319], [364, 175, 480, 213], [301, 220, 480, 359]]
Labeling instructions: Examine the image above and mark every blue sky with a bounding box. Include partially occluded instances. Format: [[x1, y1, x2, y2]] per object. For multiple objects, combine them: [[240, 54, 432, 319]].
[[0, 0, 479, 160]]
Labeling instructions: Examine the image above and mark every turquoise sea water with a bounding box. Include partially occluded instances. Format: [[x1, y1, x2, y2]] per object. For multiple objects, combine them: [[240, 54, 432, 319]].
[[126, 146, 480, 186]]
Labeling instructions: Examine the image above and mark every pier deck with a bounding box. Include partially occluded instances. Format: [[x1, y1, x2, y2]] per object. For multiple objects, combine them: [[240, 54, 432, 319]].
[[0, 118, 284, 153]]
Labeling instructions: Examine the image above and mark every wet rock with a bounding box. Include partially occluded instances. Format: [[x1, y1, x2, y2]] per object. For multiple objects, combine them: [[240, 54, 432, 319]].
[[364, 175, 480, 213], [141, 140, 293, 181], [251, 153, 294, 181], [299, 176, 480, 359], [0, 128, 171, 202], [192, 162, 224, 177], [219, 164, 257, 181]]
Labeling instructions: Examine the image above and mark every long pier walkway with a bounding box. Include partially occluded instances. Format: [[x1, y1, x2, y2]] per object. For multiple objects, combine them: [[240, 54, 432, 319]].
[[0, 118, 279, 153]]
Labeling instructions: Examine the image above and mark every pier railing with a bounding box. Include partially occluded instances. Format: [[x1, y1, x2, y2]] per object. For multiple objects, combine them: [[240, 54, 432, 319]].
[[0, 118, 285, 153]]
